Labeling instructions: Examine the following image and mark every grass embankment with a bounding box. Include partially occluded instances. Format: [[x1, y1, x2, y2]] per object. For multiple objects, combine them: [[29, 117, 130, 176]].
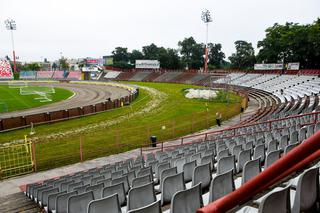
[[0, 85, 73, 112], [0, 82, 243, 172]]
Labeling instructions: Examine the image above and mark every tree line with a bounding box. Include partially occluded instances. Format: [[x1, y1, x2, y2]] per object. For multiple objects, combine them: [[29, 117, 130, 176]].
[[112, 18, 320, 70]]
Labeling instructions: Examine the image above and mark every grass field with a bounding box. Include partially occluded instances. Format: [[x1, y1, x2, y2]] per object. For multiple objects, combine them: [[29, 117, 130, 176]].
[[0, 84, 73, 113], [0, 82, 243, 172]]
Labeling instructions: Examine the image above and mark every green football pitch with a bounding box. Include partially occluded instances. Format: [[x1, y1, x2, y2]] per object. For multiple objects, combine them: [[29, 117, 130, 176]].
[[0, 84, 73, 113]]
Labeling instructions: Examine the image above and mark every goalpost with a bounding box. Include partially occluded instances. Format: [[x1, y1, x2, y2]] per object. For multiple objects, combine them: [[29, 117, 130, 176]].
[[8, 81, 28, 88], [19, 85, 56, 102]]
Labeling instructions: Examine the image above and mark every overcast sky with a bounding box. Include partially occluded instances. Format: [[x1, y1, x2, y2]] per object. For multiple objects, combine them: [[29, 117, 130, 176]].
[[0, 0, 319, 62]]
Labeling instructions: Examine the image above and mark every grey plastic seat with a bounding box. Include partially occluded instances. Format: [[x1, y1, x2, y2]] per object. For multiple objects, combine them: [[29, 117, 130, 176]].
[[232, 145, 243, 161], [132, 174, 152, 188], [183, 160, 196, 183], [102, 182, 126, 206], [242, 158, 261, 185], [170, 183, 203, 213], [47, 191, 66, 212], [86, 183, 104, 199], [74, 184, 90, 194], [111, 175, 129, 193], [201, 154, 214, 171], [111, 171, 123, 180], [81, 175, 93, 185], [68, 181, 83, 192], [217, 149, 229, 160], [244, 141, 253, 150], [127, 182, 156, 211], [306, 124, 314, 138], [91, 176, 105, 185], [192, 163, 211, 191], [88, 193, 121, 213], [239, 187, 290, 213], [137, 166, 152, 178], [127, 200, 162, 213], [56, 191, 77, 213], [209, 169, 235, 202], [291, 167, 319, 213], [173, 157, 186, 173], [159, 167, 177, 191], [37, 185, 53, 204], [97, 178, 112, 187], [68, 191, 94, 213], [253, 144, 265, 163], [41, 187, 59, 207], [265, 150, 281, 168], [266, 140, 277, 154], [190, 153, 202, 165], [237, 149, 251, 173], [290, 131, 298, 144], [217, 155, 236, 175], [299, 127, 307, 142], [155, 162, 170, 182], [279, 135, 288, 151], [161, 172, 185, 206], [284, 143, 299, 155]]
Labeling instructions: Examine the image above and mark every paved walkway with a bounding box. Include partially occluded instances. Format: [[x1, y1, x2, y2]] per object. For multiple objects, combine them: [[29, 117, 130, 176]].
[[0, 99, 259, 197]]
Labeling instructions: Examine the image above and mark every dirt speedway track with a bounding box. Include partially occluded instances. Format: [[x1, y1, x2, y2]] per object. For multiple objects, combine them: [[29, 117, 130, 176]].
[[0, 82, 131, 119]]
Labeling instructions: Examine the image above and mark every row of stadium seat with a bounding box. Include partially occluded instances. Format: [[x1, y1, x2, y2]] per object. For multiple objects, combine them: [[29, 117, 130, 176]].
[[19, 71, 82, 80]]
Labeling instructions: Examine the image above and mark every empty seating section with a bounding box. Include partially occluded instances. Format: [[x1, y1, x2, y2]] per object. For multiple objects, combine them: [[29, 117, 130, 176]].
[[37, 71, 54, 79], [52, 71, 65, 79], [19, 71, 37, 79], [67, 71, 82, 80], [129, 72, 152, 81], [153, 72, 182, 82], [104, 71, 121, 79], [24, 110, 319, 212]]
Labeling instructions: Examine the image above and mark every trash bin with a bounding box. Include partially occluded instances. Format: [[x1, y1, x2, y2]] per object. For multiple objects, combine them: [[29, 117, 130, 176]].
[[150, 136, 157, 147]]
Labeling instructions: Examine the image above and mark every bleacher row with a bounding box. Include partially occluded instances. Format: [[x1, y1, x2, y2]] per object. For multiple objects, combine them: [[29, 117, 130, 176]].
[[19, 71, 82, 80], [24, 111, 320, 213]]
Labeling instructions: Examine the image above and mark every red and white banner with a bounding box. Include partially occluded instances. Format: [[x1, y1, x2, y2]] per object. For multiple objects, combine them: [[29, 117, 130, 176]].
[[0, 59, 13, 79]]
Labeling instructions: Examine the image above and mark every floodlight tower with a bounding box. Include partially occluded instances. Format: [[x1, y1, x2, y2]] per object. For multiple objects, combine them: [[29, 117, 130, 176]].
[[5, 18, 17, 73], [201, 9, 212, 73]]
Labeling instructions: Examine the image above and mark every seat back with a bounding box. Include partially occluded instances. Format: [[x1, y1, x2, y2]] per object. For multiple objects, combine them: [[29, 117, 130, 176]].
[[159, 167, 177, 190], [155, 162, 170, 179], [232, 145, 243, 161], [265, 150, 281, 168], [284, 143, 298, 155], [42, 187, 59, 207], [74, 184, 90, 194], [137, 166, 152, 178], [56, 191, 77, 213], [68, 181, 83, 192], [242, 158, 261, 185], [292, 167, 319, 212], [201, 154, 214, 171], [217, 149, 229, 161], [132, 174, 152, 188], [111, 175, 129, 193], [217, 155, 236, 175], [170, 183, 203, 213], [183, 160, 196, 183], [47, 190, 65, 211], [97, 178, 112, 187], [174, 157, 187, 173], [88, 193, 121, 213], [68, 191, 94, 213], [127, 200, 162, 213], [209, 169, 235, 202], [253, 144, 265, 162], [86, 183, 104, 199], [258, 187, 290, 213], [238, 149, 251, 173], [290, 131, 299, 144], [267, 140, 277, 154], [127, 182, 156, 211], [102, 182, 126, 206], [192, 163, 212, 191], [161, 172, 185, 206]]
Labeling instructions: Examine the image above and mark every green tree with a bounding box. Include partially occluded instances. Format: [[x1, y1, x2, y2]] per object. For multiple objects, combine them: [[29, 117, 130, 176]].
[[207, 43, 225, 69], [142, 43, 159, 60], [59, 58, 69, 70], [229, 40, 255, 69], [112, 47, 130, 62], [178, 37, 204, 69], [257, 19, 320, 68], [129, 49, 144, 64]]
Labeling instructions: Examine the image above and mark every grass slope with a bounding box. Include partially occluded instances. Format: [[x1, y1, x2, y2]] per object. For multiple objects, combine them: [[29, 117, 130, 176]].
[[0, 82, 243, 172], [0, 85, 73, 112]]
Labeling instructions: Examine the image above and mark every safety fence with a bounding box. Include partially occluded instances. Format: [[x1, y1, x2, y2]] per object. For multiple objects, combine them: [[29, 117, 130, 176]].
[[0, 139, 34, 180]]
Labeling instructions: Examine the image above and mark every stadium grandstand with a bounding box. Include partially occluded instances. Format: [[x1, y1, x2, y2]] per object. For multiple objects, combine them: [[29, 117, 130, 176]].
[[1, 67, 319, 213]]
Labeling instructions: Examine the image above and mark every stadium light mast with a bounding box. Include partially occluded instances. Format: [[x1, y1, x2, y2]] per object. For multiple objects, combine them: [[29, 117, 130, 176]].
[[5, 18, 17, 73], [201, 9, 212, 73]]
